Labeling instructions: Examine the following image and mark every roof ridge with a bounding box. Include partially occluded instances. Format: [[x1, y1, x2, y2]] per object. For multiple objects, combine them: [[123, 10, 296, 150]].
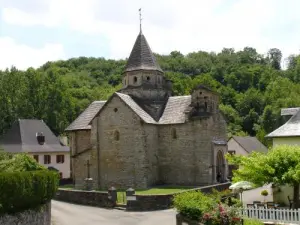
[[266, 109, 300, 138], [169, 95, 191, 98]]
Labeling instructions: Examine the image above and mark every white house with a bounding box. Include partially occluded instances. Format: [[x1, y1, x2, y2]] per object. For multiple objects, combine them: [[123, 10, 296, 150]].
[[228, 136, 267, 156], [0, 119, 70, 178], [227, 136, 267, 177], [266, 107, 300, 146]]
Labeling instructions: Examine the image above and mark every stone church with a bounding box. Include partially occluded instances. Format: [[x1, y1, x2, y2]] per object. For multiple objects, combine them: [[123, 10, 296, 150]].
[[66, 29, 228, 189]]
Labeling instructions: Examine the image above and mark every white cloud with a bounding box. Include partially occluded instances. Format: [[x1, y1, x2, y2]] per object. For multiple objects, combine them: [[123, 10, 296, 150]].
[[2, 0, 300, 67], [0, 37, 66, 70]]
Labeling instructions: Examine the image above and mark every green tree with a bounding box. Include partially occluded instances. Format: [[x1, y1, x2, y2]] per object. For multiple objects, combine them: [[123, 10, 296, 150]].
[[227, 145, 300, 208], [267, 48, 282, 70]]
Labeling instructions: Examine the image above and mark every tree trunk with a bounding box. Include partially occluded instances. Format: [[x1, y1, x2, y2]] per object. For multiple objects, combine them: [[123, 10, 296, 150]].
[[293, 183, 300, 209]]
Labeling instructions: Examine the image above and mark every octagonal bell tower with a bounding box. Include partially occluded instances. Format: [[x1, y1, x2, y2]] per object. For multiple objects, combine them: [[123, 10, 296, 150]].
[[119, 28, 172, 120]]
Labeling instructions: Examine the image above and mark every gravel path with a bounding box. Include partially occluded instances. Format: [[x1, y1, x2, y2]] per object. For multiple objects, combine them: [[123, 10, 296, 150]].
[[51, 200, 176, 225]]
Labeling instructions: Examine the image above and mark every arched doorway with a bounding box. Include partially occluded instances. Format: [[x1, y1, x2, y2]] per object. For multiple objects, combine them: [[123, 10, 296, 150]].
[[216, 150, 225, 182]]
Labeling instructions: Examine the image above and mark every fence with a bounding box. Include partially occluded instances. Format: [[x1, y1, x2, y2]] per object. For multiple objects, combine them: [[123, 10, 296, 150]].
[[241, 207, 300, 224]]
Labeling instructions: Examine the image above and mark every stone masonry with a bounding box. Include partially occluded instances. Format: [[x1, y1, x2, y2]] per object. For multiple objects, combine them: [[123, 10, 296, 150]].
[[66, 30, 228, 190], [0, 202, 51, 225]]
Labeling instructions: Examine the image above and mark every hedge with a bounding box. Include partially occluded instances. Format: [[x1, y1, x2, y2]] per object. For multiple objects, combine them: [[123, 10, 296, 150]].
[[0, 170, 59, 214]]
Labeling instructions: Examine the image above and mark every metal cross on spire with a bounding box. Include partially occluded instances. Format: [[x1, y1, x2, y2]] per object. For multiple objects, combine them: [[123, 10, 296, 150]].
[[139, 8, 142, 33]]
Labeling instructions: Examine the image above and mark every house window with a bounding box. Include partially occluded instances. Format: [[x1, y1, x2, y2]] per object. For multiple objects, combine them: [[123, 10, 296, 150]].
[[171, 128, 177, 139], [33, 155, 39, 162], [56, 155, 65, 164], [228, 151, 236, 155], [44, 155, 51, 164]]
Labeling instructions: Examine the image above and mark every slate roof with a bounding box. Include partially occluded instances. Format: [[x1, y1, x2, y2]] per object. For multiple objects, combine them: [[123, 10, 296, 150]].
[[115, 93, 193, 124], [70, 93, 194, 129], [266, 109, 300, 138], [65, 101, 106, 131], [124, 32, 163, 73], [231, 136, 267, 153], [0, 119, 69, 153], [281, 107, 300, 116], [116, 92, 157, 123], [158, 96, 191, 124]]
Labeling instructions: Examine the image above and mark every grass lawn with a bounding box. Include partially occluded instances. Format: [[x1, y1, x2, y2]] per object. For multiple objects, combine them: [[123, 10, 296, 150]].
[[116, 186, 195, 204], [58, 184, 74, 189], [135, 186, 194, 195]]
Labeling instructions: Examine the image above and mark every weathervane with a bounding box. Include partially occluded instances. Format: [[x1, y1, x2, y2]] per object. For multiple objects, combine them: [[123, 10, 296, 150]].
[[139, 8, 142, 33]]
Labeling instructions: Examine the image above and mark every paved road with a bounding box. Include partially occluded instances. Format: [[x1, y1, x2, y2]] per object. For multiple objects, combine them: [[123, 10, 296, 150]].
[[51, 200, 176, 225]]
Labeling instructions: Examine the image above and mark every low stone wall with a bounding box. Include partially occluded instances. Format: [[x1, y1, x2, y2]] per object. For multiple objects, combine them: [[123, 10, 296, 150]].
[[127, 182, 231, 211], [0, 202, 51, 225], [54, 189, 115, 208]]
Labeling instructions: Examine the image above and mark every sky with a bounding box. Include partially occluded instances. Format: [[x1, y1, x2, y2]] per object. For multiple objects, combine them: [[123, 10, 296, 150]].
[[0, 0, 300, 70]]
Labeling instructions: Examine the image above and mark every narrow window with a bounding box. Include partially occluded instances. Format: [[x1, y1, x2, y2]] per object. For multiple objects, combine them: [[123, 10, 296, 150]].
[[44, 155, 51, 164], [146, 76, 150, 81], [171, 128, 177, 139], [114, 130, 120, 141], [33, 155, 39, 162], [133, 76, 137, 83], [114, 108, 118, 112], [56, 155, 65, 164]]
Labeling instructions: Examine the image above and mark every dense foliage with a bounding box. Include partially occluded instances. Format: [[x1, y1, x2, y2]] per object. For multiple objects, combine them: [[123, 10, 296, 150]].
[[0, 152, 46, 172], [1, 48, 300, 144], [0, 151, 58, 214], [227, 145, 300, 208], [0, 170, 59, 214], [173, 189, 242, 224]]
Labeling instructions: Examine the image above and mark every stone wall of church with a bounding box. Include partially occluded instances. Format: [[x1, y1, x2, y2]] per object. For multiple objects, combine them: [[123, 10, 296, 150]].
[[73, 147, 98, 189], [143, 124, 159, 186], [69, 130, 91, 156], [158, 112, 227, 186], [70, 130, 99, 189], [96, 96, 158, 189]]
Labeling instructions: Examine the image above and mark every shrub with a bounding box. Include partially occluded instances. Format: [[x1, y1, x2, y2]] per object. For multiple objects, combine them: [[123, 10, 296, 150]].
[[0, 153, 46, 172], [0, 170, 59, 214], [202, 203, 242, 225], [260, 190, 268, 196], [173, 191, 216, 220], [174, 190, 243, 224]]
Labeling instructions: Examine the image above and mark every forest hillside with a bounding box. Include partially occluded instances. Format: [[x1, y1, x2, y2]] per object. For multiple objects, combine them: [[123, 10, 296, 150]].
[[1, 47, 299, 145]]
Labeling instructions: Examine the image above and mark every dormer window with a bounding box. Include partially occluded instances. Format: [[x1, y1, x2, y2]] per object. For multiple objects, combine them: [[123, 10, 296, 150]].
[[36, 132, 45, 145]]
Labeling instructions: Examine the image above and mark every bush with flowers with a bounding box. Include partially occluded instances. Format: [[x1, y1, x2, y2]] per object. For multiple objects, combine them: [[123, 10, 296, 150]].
[[201, 203, 242, 225], [173, 190, 242, 225]]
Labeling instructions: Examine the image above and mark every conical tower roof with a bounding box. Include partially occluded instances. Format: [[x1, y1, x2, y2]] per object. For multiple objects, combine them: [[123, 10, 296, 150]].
[[124, 32, 163, 73]]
